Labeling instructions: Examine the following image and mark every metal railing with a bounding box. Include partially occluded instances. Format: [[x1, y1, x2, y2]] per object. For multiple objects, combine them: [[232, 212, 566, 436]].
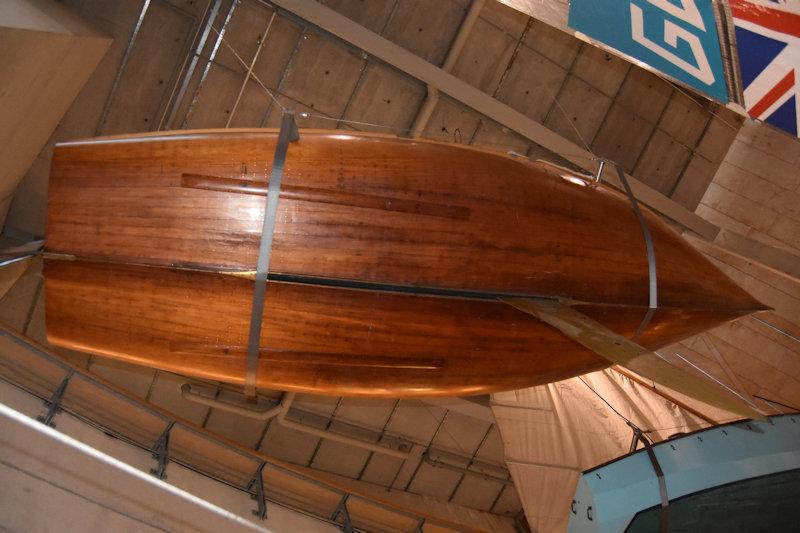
[[0, 327, 492, 533]]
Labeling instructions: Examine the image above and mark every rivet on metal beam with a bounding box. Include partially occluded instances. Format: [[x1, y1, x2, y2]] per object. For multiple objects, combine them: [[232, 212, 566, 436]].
[[37, 371, 73, 428], [150, 421, 175, 479]]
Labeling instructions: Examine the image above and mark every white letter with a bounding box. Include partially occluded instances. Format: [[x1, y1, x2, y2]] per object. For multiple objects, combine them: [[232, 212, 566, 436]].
[[647, 0, 705, 31], [630, 4, 715, 85]]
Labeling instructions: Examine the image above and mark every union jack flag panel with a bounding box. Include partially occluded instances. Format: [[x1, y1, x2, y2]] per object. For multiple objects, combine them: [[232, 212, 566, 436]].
[[732, 0, 800, 136]]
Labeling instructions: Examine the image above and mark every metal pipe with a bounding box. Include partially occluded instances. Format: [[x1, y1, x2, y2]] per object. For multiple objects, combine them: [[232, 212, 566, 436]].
[[409, 0, 485, 137], [277, 393, 411, 460], [181, 383, 285, 420], [422, 451, 513, 486], [181, 385, 410, 460]]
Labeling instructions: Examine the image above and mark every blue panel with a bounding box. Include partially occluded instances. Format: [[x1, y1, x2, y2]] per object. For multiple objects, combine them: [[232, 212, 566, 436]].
[[569, 0, 729, 102], [765, 95, 798, 136], [735, 26, 787, 88]]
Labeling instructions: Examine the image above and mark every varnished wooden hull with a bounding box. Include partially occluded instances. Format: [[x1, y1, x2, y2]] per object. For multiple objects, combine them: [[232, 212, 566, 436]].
[[44, 129, 765, 396]]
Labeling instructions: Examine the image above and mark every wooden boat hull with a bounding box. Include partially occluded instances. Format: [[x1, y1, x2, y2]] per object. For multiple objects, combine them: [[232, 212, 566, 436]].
[[44, 129, 765, 396]]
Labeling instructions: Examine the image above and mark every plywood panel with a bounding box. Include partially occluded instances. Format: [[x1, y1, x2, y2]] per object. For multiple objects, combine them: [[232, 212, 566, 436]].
[[359, 452, 405, 487], [451, 475, 505, 512], [614, 68, 672, 124], [480, 0, 529, 39], [656, 91, 710, 149], [311, 438, 371, 478], [180, 65, 242, 128], [341, 63, 425, 132], [724, 139, 799, 191], [421, 96, 482, 141], [210, 0, 275, 73], [260, 421, 321, 465], [695, 111, 742, 164], [0, 1, 110, 204], [147, 373, 210, 426], [543, 74, 611, 147], [591, 103, 653, 172], [280, 31, 365, 116], [322, 0, 396, 34], [100, 1, 197, 134], [0, 257, 41, 332], [671, 154, 717, 210], [634, 128, 692, 195], [495, 45, 566, 122], [88, 359, 156, 399], [470, 120, 530, 153], [382, 0, 466, 66], [407, 461, 463, 500], [203, 394, 270, 449], [523, 19, 580, 68], [386, 400, 446, 444], [570, 45, 629, 97], [452, 17, 518, 93], [735, 119, 800, 166], [702, 183, 780, 235]]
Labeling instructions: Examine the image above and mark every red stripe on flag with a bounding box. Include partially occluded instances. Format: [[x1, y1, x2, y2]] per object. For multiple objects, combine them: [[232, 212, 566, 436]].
[[749, 69, 795, 118], [730, 0, 800, 38]]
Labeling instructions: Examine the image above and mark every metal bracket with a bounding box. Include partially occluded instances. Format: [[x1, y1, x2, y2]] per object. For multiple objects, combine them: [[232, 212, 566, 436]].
[[245, 109, 300, 399], [595, 159, 658, 341], [37, 371, 72, 427], [248, 462, 268, 520], [151, 421, 175, 479], [629, 424, 669, 533], [331, 493, 354, 533], [0, 227, 44, 268], [628, 424, 653, 453]]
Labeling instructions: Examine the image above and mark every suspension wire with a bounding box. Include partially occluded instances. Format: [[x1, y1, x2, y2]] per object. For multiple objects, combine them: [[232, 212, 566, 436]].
[[226, 12, 278, 127], [297, 111, 414, 134], [655, 351, 761, 411], [208, 24, 285, 112], [578, 376, 643, 431], [753, 395, 800, 413], [206, 11, 751, 425], [750, 315, 800, 344], [206, 9, 598, 159]]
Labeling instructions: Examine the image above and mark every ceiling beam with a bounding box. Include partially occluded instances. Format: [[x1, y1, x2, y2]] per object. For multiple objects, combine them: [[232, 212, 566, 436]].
[[267, 0, 719, 240]]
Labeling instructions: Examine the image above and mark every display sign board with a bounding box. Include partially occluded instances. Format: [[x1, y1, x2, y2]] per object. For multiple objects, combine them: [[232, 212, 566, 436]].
[[568, 0, 729, 102], [731, 0, 800, 137]]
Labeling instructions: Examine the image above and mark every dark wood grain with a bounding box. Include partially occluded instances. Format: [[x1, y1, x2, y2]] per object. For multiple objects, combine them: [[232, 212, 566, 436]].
[[41, 259, 692, 397], [46, 129, 764, 312], [43, 129, 766, 396]]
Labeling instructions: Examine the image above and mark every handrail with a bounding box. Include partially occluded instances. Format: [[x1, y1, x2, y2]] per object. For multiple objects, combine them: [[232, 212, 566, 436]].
[[0, 326, 498, 533]]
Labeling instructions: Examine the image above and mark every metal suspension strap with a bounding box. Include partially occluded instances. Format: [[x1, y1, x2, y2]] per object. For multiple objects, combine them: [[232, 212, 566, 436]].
[[596, 160, 658, 341], [629, 423, 669, 533], [245, 110, 299, 399]]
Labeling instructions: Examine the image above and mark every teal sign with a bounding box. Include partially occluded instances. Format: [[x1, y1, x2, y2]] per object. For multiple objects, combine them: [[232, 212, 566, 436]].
[[569, 0, 729, 102]]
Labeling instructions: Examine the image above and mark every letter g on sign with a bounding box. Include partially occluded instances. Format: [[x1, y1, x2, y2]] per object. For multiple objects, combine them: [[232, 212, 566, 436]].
[[630, 0, 715, 85]]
